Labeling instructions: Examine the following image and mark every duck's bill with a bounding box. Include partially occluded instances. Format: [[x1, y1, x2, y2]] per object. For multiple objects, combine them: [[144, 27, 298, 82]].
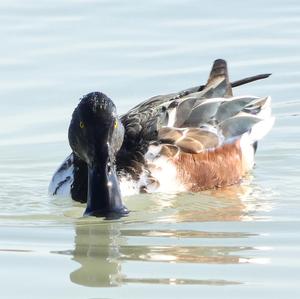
[[84, 165, 128, 219]]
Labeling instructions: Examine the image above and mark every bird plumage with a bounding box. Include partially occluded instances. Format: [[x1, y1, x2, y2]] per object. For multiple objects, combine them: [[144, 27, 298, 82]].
[[49, 59, 274, 204]]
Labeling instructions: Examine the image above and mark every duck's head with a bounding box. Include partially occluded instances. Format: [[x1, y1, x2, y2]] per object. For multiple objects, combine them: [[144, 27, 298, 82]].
[[68, 92, 128, 218]]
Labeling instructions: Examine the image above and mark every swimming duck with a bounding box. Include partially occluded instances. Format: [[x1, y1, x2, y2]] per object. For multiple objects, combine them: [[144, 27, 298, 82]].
[[49, 59, 274, 217]]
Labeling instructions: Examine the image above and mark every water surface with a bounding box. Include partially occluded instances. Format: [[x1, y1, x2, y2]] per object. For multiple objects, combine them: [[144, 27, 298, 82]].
[[1, 0, 300, 298]]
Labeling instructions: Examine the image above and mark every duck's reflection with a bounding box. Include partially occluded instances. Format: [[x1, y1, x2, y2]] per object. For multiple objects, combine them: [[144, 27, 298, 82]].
[[69, 222, 124, 287], [58, 184, 272, 287]]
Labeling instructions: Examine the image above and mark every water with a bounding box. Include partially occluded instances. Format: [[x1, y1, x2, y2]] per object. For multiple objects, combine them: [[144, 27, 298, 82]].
[[1, 0, 300, 298]]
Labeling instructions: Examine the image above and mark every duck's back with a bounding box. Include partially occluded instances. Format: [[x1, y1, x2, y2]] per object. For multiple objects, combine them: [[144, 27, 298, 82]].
[[118, 59, 274, 193]]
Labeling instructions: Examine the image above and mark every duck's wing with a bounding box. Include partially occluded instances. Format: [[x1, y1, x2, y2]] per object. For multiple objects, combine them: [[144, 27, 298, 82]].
[[119, 59, 272, 153], [126, 59, 274, 192], [120, 59, 270, 145]]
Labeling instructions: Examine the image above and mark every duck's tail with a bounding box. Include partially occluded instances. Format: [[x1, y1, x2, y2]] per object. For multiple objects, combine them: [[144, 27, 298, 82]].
[[164, 59, 274, 168], [207, 59, 274, 143], [205, 59, 233, 97], [198, 58, 271, 94], [203, 59, 274, 170]]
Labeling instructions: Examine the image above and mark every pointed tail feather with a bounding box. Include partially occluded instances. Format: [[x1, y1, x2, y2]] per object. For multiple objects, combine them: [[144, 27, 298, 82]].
[[231, 73, 271, 88], [198, 73, 271, 92], [201, 59, 233, 98]]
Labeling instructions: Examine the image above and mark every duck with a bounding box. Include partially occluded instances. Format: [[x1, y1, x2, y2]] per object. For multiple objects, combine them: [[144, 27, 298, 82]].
[[49, 59, 274, 217]]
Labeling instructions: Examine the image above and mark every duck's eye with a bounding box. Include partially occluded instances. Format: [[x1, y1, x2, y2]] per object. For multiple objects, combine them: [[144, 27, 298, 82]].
[[79, 121, 85, 129], [114, 120, 118, 129]]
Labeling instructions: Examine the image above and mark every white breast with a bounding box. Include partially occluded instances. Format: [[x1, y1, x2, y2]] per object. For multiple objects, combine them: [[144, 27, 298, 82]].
[[48, 156, 74, 198]]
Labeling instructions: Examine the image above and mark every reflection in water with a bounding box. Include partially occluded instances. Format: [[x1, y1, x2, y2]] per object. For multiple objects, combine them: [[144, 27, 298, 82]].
[[61, 222, 246, 287], [69, 223, 123, 287], [54, 184, 272, 287], [133, 183, 273, 223]]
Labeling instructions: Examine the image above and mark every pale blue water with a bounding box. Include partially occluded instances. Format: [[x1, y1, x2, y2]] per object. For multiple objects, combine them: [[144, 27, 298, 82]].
[[0, 0, 300, 298]]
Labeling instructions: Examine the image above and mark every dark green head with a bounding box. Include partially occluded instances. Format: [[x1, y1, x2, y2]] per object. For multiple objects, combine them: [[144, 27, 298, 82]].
[[68, 92, 128, 218]]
